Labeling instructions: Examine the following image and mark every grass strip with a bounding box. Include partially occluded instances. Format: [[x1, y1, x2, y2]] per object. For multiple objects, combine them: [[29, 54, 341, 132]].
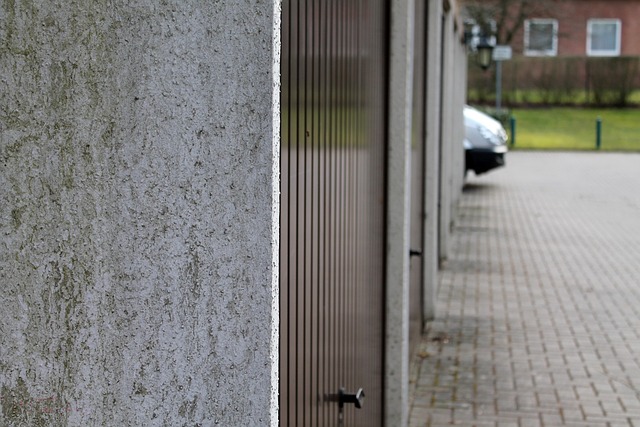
[[506, 107, 640, 151]]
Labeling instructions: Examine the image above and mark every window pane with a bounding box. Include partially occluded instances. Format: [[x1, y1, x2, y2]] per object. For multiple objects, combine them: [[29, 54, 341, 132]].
[[529, 22, 554, 51], [525, 20, 557, 56], [591, 22, 617, 51]]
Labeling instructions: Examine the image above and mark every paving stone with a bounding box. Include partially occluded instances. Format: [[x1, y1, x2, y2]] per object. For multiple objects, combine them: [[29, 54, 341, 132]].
[[409, 152, 640, 427]]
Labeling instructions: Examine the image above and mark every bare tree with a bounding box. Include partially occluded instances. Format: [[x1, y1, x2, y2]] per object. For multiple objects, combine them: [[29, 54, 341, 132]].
[[462, 0, 558, 45]]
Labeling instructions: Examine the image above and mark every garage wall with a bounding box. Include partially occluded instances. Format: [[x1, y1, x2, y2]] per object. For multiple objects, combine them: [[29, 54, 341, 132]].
[[386, 0, 468, 423], [0, 0, 469, 425], [423, 0, 444, 321], [424, 0, 467, 321]]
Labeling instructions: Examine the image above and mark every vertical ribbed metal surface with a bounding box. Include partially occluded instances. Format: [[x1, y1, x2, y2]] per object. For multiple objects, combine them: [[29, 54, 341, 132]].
[[280, 0, 387, 426]]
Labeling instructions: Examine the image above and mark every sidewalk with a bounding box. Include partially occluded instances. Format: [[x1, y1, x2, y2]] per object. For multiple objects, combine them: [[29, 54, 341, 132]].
[[410, 151, 640, 427]]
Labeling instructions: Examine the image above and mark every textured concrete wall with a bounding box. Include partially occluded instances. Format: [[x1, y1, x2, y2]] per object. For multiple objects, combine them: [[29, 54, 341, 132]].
[[451, 37, 467, 208], [438, 9, 459, 265], [386, 0, 414, 424], [423, 0, 443, 321], [424, 0, 467, 323], [1, 1, 279, 426]]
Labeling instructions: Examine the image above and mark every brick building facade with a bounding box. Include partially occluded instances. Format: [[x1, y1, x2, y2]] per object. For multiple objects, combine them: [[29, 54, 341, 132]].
[[510, 0, 640, 57]]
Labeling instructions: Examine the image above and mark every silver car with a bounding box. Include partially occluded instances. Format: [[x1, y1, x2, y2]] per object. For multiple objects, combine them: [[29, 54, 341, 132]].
[[464, 105, 508, 175]]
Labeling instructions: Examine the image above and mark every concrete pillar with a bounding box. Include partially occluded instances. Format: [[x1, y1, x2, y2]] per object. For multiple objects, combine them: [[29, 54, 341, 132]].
[[385, 0, 415, 424], [451, 30, 467, 206], [439, 9, 455, 264], [0, 2, 280, 426], [423, 0, 444, 321]]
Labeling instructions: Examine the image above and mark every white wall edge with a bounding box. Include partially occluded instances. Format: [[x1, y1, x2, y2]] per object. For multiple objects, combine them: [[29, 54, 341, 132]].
[[270, 0, 282, 425]]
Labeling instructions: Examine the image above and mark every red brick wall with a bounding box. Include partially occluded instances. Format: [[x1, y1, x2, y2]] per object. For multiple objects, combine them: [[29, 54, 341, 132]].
[[508, 0, 640, 56]]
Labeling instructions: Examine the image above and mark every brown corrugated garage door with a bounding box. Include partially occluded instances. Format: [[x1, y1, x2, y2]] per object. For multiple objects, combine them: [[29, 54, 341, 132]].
[[279, 0, 388, 426]]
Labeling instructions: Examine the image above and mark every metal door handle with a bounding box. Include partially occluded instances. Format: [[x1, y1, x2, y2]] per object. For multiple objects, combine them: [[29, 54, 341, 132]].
[[338, 387, 365, 409], [410, 249, 422, 257]]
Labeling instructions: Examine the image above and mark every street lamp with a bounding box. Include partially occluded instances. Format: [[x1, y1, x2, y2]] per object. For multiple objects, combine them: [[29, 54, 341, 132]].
[[463, 21, 495, 70], [476, 37, 494, 70]]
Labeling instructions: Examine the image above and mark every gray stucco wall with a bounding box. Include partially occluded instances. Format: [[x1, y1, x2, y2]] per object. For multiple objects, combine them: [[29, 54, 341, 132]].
[[1, 1, 279, 426], [385, 0, 414, 424], [423, 0, 443, 322]]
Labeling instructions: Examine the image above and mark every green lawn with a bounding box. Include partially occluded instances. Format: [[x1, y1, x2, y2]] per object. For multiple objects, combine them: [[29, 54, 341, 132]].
[[508, 107, 640, 151]]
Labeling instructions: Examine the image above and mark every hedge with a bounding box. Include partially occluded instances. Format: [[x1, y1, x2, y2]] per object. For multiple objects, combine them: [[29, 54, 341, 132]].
[[468, 56, 640, 107]]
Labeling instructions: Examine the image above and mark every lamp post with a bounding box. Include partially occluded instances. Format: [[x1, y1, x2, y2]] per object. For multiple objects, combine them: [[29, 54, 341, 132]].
[[464, 22, 498, 111], [492, 45, 512, 113], [496, 56, 502, 112]]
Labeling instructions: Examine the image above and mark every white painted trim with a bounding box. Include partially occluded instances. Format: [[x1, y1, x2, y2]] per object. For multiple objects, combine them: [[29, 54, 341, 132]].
[[270, 1, 282, 425]]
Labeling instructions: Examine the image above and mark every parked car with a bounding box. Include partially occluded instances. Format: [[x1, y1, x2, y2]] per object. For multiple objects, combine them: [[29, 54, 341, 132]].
[[464, 105, 508, 175]]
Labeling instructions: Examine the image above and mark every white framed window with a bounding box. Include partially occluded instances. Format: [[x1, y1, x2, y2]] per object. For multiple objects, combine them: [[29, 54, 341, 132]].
[[587, 19, 621, 56], [524, 19, 558, 56]]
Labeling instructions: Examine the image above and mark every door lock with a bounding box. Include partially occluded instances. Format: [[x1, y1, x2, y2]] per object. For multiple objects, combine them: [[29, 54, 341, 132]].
[[329, 387, 365, 409], [410, 249, 422, 257]]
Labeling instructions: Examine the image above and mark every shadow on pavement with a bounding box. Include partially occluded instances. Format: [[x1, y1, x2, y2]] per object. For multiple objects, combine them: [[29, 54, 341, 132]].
[[462, 181, 497, 194]]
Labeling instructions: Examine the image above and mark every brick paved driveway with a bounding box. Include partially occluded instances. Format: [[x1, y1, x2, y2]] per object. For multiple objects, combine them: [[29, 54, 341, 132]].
[[410, 152, 640, 427]]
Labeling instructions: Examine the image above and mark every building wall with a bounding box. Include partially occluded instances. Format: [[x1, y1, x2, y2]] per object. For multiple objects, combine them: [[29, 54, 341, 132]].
[[559, 0, 640, 56], [439, 6, 461, 264], [386, 0, 467, 424], [385, 0, 415, 424], [450, 37, 468, 213], [510, 0, 640, 56], [0, 0, 467, 425], [423, 0, 444, 321], [0, 1, 279, 426]]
